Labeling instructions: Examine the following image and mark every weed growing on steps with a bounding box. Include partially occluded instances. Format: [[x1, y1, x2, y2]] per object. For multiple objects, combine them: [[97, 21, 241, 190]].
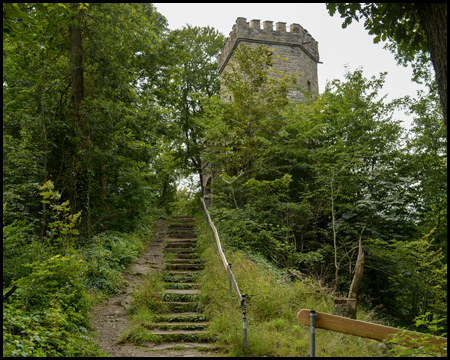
[[127, 271, 168, 315], [119, 270, 168, 345], [161, 293, 200, 302], [194, 213, 388, 357], [154, 314, 208, 323], [164, 251, 177, 264]]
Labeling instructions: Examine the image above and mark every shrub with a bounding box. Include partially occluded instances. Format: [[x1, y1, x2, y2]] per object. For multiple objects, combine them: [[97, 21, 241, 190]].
[[387, 313, 447, 357], [3, 253, 104, 357], [3, 207, 45, 287]]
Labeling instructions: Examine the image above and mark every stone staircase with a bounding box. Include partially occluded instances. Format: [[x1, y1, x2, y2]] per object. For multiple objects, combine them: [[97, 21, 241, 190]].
[[145, 216, 221, 353]]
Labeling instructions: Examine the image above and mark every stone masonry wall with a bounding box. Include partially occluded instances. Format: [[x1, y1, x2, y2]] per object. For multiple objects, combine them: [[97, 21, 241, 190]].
[[217, 17, 320, 102]]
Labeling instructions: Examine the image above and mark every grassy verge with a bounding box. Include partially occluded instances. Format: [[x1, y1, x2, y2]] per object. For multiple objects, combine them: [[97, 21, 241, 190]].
[[195, 212, 390, 357]]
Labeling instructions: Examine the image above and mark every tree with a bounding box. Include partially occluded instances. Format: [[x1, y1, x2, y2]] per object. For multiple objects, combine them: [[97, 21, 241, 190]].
[[3, 3, 172, 236], [166, 25, 225, 195], [202, 44, 295, 190], [3, 3, 83, 233], [2, 3, 184, 356], [403, 63, 447, 262], [78, 3, 172, 229], [326, 3, 447, 133], [68, 5, 90, 240], [303, 69, 410, 299]]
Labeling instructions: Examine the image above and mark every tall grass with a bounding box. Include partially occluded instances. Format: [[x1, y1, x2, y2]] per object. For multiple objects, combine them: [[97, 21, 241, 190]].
[[195, 213, 388, 357]]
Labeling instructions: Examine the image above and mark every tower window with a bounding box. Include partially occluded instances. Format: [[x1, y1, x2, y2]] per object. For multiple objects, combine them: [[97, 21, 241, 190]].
[[266, 51, 273, 67], [307, 80, 311, 91]]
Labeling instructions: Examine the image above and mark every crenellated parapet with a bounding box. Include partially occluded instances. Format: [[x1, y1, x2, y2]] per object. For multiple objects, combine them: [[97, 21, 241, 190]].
[[218, 17, 320, 81]]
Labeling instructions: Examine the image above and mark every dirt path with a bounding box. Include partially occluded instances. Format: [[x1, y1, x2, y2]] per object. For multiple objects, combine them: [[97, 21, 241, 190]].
[[90, 217, 224, 357]]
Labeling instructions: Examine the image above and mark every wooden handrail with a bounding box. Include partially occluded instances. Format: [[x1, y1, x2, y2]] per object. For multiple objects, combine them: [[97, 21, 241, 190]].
[[201, 197, 242, 305], [298, 309, 447, 354]]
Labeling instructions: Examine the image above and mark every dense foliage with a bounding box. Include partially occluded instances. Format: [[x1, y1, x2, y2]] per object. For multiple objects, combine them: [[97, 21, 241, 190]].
[[3, 3, 224, 356], [3, 3, 446, 356], [326, 3, 447, 134], [201, 44, 447, 330]]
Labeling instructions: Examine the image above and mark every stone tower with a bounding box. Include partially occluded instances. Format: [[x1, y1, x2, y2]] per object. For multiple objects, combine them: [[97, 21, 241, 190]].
[[217, 17, 320, 102], [202, 18, 320, 203]]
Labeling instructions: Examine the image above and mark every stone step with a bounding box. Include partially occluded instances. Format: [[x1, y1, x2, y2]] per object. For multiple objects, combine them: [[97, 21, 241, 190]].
[[169, 219, 194, 224], [175, 253, 199, 259], [152, 312, 208, 322], [166, 282, 200, 290], [150, 329, 208, 335], [165, 247, 196, 253], [145, 322, 209, 331], [165, 240, 196, 247], [168, 258, 196, 263], [163, 301, 200, 313], [168, 230, 194, 234], [162, 292, 200, 303], [164, 272, 200, 281], [168, 224, 195, 228], [163, 273, 199, 283], [166, 263, 204, 271], [168, 228, 194, 233], [165, 289, 200, 295], [144, 342, 222, 352], [148, 329, 212, 344], [167, 270, 201, 275], [168, 224, 194, 229], [165, 272, 202, 281], [164, 279, 198, 285], [166, 238, 196, 243], [168, 234, 197, 239], [170, 258, 202, 263]]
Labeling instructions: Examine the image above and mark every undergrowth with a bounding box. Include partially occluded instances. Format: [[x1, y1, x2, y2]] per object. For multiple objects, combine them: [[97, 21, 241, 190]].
[[3, 181, 158, 357], [195, 212, 390, 357]]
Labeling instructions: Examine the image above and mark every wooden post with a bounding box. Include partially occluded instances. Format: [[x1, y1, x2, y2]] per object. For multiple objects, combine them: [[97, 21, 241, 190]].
[[333, 298, 357, 319]]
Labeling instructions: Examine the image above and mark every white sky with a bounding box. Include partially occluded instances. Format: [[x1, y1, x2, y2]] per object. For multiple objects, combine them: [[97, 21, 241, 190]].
[[153, 3, 426, 129]]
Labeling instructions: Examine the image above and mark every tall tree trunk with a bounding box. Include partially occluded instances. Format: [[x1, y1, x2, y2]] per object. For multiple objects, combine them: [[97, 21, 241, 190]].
[[100, 163, 107, 203], [69, 9, 90, 241], [416, 3, 447, 133], [40, 48, 48, 244], [69, 13, 83, 123]]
